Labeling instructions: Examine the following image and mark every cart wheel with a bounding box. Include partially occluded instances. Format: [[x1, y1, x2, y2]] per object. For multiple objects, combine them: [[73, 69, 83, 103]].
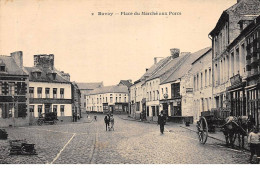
[[37, 120, 43, 126], [197, 116, 208, 144]]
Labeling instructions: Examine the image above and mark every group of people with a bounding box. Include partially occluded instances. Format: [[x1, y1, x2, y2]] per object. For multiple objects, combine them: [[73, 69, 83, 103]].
[[104, 113, 114, 131]]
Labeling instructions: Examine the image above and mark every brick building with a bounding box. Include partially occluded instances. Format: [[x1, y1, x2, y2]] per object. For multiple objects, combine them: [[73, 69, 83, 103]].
[[0, 51, 29, 127]]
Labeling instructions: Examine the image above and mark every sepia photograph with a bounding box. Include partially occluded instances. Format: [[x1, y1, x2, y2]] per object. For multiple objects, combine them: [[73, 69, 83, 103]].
[[0, 0, 260, 165]]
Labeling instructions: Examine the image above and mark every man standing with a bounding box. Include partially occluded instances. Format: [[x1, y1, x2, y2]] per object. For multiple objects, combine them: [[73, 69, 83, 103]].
[[104, 114, 110, 131], [158, 110, 166, 134]]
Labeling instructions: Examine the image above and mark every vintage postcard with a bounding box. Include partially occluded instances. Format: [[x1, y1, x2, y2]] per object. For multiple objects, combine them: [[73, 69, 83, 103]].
[[0, 0, 260, 165]]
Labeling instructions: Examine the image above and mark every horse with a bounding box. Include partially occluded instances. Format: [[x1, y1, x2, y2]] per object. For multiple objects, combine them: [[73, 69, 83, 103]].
[[221, 116, 252, 148]]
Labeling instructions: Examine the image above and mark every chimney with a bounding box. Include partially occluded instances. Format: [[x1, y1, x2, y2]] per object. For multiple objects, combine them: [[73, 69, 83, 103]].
[[154, 57, 157, 64], [170, 48, 180, 59], [34, 54, 54, 70], [61, 72, 70, 81], [11, 51, 23, 68], [237, 0, 241, 3], [128, 79, 132, 83], [146, 68, 148, 72]]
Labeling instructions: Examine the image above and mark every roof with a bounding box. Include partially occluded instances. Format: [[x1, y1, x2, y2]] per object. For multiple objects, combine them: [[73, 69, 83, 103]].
[[147, 52, 191, 81], [89, 85, 128, 95], [77, 82, 103, 90], [140, 56, 172, 80], [25, 66, 70, 83], [0, 55, 28, 76], [161, 47, 211, 85], [209, 0, 260, 36], [119, 80, 132, 88]]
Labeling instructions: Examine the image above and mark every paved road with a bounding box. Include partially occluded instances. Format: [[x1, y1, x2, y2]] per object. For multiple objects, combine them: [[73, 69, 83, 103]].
[[0, 115, 250, 164]]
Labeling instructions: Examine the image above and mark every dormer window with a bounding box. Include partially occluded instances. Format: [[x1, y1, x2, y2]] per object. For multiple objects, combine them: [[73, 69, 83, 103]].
[[0, 66, 5, 72], [32, 68, 42, 79], [52, 73, 57, 80], [0, 60, 6, 72]]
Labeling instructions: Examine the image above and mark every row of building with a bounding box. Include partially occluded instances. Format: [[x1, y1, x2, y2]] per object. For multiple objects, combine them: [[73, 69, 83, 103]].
[[0, 52, 82, 127], [129, 0, 260, 128]]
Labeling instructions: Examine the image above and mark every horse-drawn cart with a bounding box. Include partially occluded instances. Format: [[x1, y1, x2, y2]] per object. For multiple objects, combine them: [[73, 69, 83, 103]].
[[196, 109, 252, 148], [37, 112, 58, 126], [9, 139, 37, 155]]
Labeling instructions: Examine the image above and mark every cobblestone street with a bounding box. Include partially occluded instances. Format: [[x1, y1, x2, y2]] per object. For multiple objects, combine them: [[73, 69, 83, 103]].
[[0, 115, 251, 164]]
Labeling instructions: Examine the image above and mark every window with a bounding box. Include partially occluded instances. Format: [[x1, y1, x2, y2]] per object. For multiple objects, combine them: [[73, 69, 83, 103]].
[[97, 98, 99, 104], [9, 83, 15, 95], [45, 88, 50, 98], [29, 87, 34, 98], [53, 88, 57, 98], [38, 105, 42, 117], [116, 97, 118, 103], [166, 87, 168, 94], [0, 83, 2, 95], [60, 105, 65, 116], [119, 97, 121, 102], [60, 88, 64, 98], [209, 68, 211, 85], [37, 87, 42, 98], [162, 88, 164, 95], [205, 70, 207, 87], [29, 105, 34, 115], [53, 105, 57, 113], [124, 97, 126, 102], [110, 97, 113, 103], [157, 90, 159, 100], [106, 97, 108, 103], [201, 72, 203, 88], [153, 91, 155, 100]]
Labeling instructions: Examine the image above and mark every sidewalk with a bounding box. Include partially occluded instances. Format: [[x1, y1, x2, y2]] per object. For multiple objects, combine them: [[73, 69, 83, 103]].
[[119, 115, 250, 151], [117, 115, 157, 124]]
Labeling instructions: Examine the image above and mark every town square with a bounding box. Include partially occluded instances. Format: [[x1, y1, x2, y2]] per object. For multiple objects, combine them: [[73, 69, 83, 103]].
[[0, 0, 260, 165]]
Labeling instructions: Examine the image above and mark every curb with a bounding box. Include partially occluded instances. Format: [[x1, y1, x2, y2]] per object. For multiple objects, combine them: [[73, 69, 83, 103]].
[[117, 116, 157, 124]]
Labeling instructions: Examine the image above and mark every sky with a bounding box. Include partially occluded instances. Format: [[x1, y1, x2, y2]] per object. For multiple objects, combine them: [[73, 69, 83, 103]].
[[0, 0, 237, 86]]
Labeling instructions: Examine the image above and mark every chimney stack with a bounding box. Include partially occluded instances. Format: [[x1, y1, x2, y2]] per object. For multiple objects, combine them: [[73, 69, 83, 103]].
[[146, 68, 148, 72], [154, 57, 157, 64], [34, 54, 54, 70], [170, 48, 180, 59], [11, 51, 23, 68]]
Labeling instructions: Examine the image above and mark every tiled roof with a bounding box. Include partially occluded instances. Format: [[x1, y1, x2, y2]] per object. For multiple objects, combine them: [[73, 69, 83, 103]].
[[25, 66, 70, 83], [77, 82, 103, 90], [89, 85, 128, 95], [140, 56, 172, 80], [161, 47, 211, 85], [0, 56, 28, 76], [119, 80, 132, 88], [147, 52, 191, 81]]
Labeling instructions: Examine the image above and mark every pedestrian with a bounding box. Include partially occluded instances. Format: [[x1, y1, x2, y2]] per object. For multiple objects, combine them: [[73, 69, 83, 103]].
[[104, 114, 110, 131], [94, 115, 97, 121], [158, 110, 166, 134], [248, 126, 260, 163], [110, 115, 114, 131]]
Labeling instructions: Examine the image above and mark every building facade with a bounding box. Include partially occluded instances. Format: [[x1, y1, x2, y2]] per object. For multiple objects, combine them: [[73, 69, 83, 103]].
[[77, 82, 103, 113], [0, 51, 29, 127], [25, 54, 73, 123], [86, 85, 129, 114], [209, 0, 260, 118]]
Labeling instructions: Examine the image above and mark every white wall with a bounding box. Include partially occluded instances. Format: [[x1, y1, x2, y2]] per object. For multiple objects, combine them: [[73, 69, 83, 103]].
[[30, 104, 72, 117]]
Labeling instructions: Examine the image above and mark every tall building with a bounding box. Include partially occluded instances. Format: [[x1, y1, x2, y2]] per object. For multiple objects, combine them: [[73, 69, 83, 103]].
[[0, 51, 29, 127], [208, 0, 260, 117]]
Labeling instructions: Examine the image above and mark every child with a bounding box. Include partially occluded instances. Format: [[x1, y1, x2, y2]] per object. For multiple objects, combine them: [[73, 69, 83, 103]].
[[248, 126, 260, 163]]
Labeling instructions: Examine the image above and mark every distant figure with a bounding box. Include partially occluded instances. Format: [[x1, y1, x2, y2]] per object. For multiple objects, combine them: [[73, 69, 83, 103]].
[[94, 115, 97, 121], [158, 111, 166, 134], [110, 115, 114, 131], [104, 114, 110, 131]]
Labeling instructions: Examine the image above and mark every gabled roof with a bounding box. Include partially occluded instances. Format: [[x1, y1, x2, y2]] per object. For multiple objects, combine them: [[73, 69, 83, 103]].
[[77, 82, 103, 90], [25, 66, 70, 83], [0, 56, 28, 76], [161, 47, 211, 85], [140, 56, 172, 80], [89, 85, 128, 95], [119, 80, 132, 88], [209, 0, 260, 36], [147, 52, 191, 81]]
